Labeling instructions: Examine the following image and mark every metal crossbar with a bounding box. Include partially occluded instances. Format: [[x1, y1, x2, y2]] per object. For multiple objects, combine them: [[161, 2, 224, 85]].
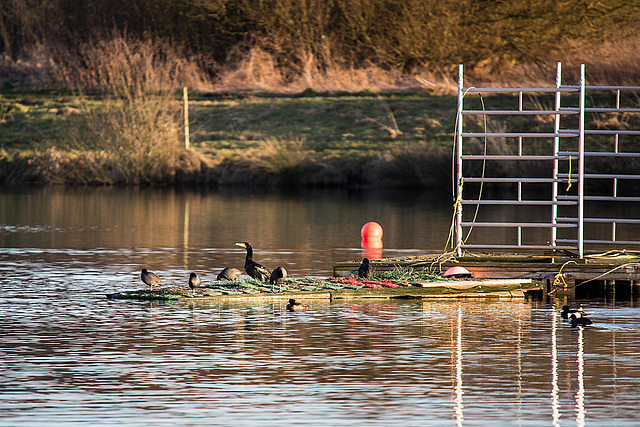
[[455, 62, 640, 258]]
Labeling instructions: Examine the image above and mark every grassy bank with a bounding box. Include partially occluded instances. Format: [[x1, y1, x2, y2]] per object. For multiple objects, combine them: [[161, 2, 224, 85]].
[[0, 90, 457, 187], [1, 86, 639, 188]]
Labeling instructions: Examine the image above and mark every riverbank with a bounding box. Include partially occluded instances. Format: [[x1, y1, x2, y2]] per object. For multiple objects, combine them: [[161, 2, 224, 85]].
[[0, 90, 457, 188], [3, 87, 636, 188]]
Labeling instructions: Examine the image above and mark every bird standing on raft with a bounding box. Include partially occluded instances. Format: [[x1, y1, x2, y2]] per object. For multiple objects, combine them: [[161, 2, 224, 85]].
[[286, 298, 308, 312], [235, 242, 271, 281], [217, 267, 242, 281], [141, 268, 161, 291], [270, 266, 287, 292], [188, 272, 201, 295], [358, 258, 371, 278]]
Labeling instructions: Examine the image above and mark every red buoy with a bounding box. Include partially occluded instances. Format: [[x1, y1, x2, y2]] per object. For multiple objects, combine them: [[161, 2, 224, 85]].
[[361, 222, 383, 240]]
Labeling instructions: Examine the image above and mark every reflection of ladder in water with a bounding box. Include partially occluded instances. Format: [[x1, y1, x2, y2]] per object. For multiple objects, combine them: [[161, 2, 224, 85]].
[[455, 62, 640, 258]]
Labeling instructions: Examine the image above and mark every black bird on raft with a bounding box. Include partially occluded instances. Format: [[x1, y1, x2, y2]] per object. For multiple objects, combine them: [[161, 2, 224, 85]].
[[141, 268, 161, 291], [270, 266, 287, 292], [286, 298, 307, 312], [358, 258, 371, 278], [188, 272, 201, 295], [235, 242, 271, 281], [217, 267, 242, 281], [570, 312, 593, 328]]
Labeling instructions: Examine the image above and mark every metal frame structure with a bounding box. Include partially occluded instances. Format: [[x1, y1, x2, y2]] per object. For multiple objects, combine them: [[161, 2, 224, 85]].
[[455, 62, 640, 258]]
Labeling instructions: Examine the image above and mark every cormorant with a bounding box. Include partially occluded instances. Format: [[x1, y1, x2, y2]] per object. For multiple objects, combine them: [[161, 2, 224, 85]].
[[358, 258, 371, 278], [235, 242, 271, 281], [270, 266, 287, 292], [188, 272, 201, 295], [286, 298, 307, 312], [141, 268, 161, 291], [217, 267, 242, 281]]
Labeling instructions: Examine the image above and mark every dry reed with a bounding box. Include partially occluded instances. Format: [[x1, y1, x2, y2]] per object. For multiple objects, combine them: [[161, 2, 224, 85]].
[[33, 32, 205, 185]]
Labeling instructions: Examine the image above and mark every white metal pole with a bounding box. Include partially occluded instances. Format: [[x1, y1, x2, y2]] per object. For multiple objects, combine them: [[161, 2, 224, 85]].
[[552, 62, 561, 248], [517, 91, 523, 247], [578, 64, 586, 258], [455, 64, 464, 257]]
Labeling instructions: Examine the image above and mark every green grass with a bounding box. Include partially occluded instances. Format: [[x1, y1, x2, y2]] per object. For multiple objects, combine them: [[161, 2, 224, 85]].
[[0, 90, 457, 155], [189, 93, 457, 158], [370, 267, 445, 283], [2, 89, 639, 188]]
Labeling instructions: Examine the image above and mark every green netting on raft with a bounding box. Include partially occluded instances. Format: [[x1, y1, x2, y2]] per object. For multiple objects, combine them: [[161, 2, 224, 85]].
[[106, 269, 447, 299]]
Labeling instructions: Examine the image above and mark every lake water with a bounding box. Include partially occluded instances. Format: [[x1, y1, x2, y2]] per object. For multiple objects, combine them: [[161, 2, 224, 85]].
[[1, 186, 640, 426]]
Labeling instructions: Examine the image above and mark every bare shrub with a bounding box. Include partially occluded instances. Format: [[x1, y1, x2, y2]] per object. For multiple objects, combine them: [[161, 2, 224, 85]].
[[252, 137, 313, 175], [370, 140, 451, 188], [214, 43, 425, 94], [215, 46, 286, 92], [33, 32, 206, 185], [49, 31, 211, 92], [51, 96, 184, 184], [216, 136, 341, 186]]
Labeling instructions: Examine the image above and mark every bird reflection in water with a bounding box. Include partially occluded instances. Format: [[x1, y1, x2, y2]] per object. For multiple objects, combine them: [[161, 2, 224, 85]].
[[551, 314, 561, 427], [551, 307, 587, 427], [575, 327, 586, 427]]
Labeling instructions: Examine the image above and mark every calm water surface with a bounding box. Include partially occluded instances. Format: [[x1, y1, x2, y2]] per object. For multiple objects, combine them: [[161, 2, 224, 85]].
[[1, 187, 640, 426]]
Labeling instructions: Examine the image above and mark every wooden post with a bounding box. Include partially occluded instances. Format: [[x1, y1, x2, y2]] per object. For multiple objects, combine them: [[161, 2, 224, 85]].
[[183, 87, 190, 149], [605, 279, 616, 303]]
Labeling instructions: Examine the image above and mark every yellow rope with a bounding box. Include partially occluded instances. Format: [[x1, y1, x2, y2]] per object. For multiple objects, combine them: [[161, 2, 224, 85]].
[[447, 87, 487, 257], [566, 153, 572, 191], [575, 263, 640, 288], [549, 260, 640, 294], [549, 260, 578, 295]]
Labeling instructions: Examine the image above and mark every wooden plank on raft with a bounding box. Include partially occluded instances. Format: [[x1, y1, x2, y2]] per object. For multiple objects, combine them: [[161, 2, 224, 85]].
[[417, 279, 533, 289]]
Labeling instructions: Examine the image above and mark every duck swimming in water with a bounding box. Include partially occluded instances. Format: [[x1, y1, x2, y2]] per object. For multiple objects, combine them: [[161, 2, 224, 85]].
[[141, 268, 161, 291], [560, 305, 585, 319], [286, 298, 307, 312], [270, 266, 287, 292], [570, 312, 593, 328], [217, 267, 242, 281], [236, 242, 271, 281], [188, 272, 201, 295]]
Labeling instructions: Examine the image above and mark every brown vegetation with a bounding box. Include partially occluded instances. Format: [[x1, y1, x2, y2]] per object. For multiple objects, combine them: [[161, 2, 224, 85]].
[[2, 0, 640, 92], [1, 1, 640, 187]]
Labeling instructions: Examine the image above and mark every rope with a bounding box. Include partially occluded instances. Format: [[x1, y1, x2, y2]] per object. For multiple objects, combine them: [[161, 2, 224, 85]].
[[548, 260, 577, 295], [464, 92, 488, 244], [574, 263, 640, 288], [447, 86, 488, 256], [549, 260, 640, 293]]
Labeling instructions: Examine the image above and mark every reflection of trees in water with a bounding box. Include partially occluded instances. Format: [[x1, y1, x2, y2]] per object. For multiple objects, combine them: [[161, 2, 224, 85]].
[[0, 186, 451, 279]]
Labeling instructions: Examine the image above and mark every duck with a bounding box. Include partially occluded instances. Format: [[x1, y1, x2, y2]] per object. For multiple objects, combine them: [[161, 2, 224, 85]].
[[235, 242, 271, 281], [570, 312, 593, 328], [270, 266, 287, 292], [188, 272, 201, 295], [217, 267, 242, 281], [358, 258, 371, 278], [560, 305, 585, 319], [286, 298, 307, 312], [141, 268, 161, 291]]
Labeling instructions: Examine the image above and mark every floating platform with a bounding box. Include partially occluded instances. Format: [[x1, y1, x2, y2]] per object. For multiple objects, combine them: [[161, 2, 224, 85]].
[[333, 251, 640, 300], [106, 276, 540, 302], [106, 251, 640, 303]]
